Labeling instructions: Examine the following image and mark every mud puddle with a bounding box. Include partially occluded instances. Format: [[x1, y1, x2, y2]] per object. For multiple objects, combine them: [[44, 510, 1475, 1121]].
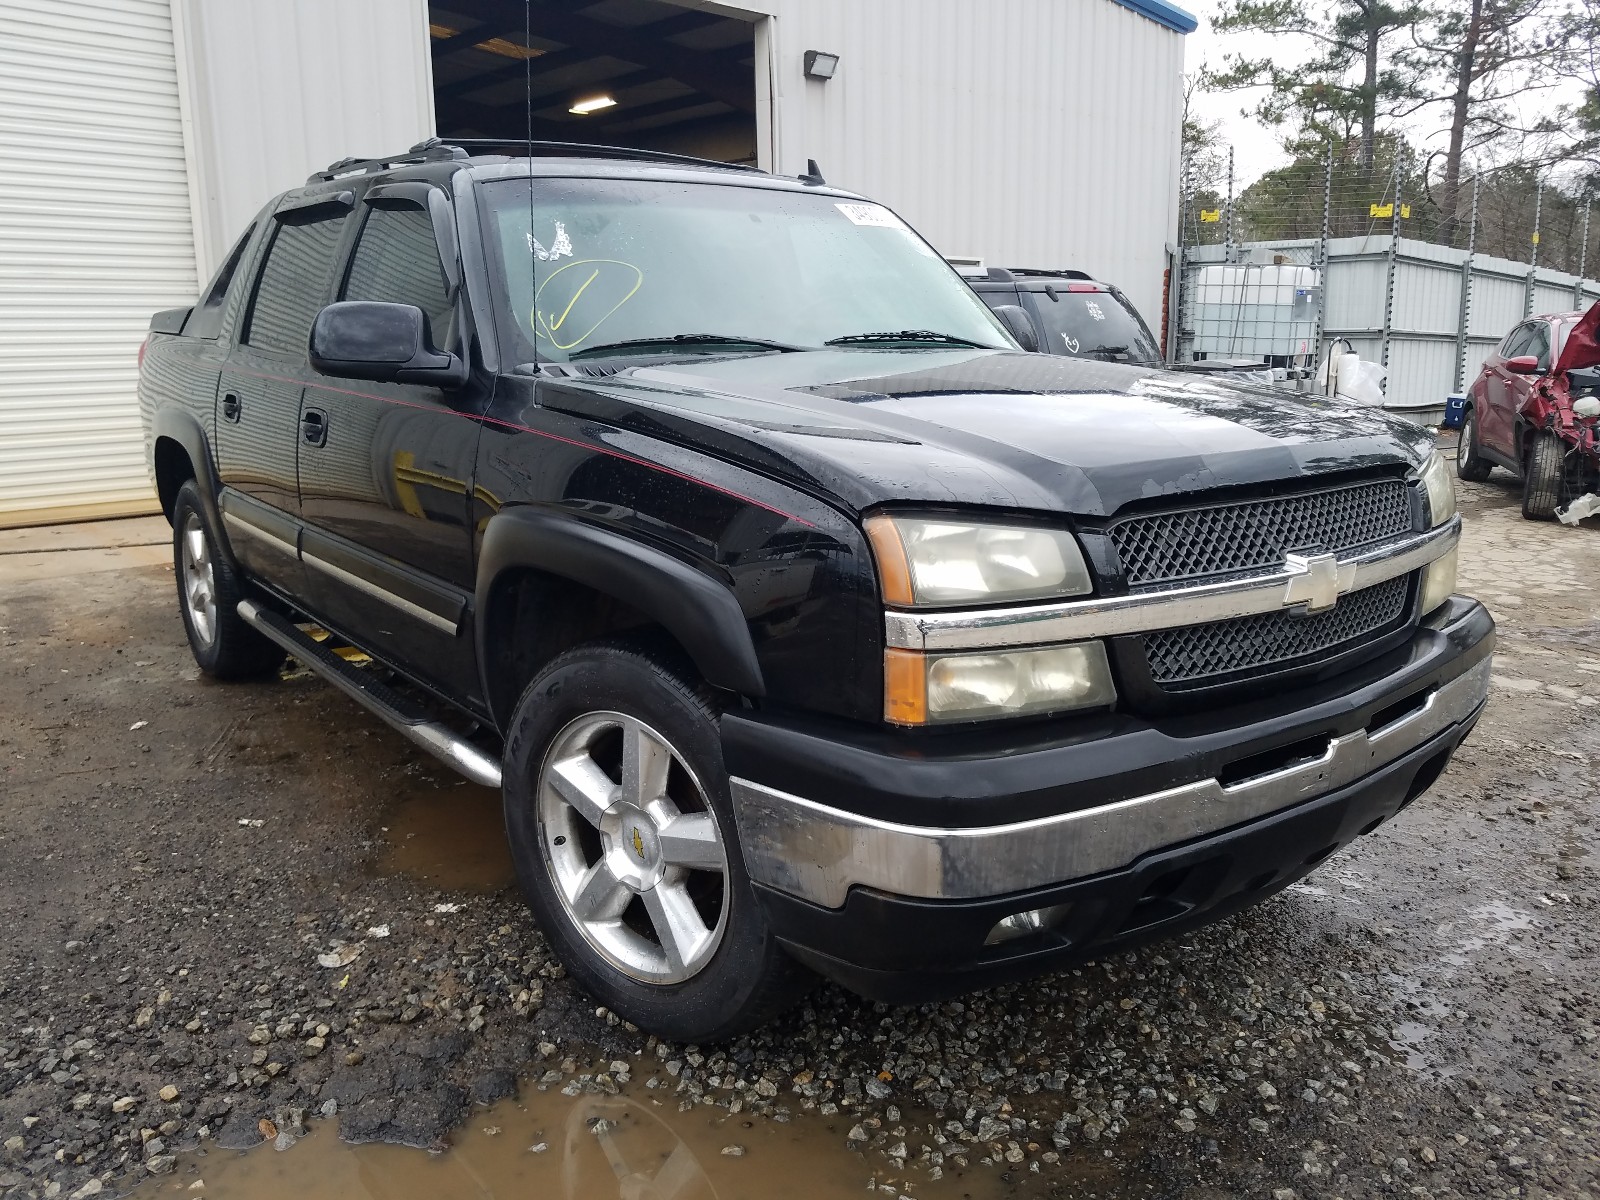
[[130, 1076, 1007, 1200], [373, 776, 516, 894]]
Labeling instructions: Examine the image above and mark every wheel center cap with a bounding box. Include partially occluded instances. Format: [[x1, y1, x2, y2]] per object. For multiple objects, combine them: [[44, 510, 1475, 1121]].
[[601, 802, 664, 889]]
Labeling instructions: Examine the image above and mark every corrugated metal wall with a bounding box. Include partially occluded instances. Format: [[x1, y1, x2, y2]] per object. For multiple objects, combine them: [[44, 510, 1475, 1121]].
[[1185, 235, 1600, 412], [751, 0, 1185, 324], [0, 0, 197, 526], [172, 0, 435, 279]]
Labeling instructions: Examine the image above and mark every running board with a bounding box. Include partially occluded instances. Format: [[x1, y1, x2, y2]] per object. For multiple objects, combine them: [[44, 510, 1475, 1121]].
[[236, 600, 503, 789]]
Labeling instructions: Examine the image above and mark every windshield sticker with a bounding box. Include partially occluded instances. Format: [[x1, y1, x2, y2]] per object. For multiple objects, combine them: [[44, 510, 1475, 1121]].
[[526, 220, 573, 262], [1063, 335, 1081, 353], [835, 203, 904, 228], [532, 259, 643, 350], [1085, 300, 1106, 322]]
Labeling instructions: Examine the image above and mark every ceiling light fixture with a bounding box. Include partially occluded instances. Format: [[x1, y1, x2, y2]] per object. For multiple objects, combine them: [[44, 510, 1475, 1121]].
[[568, 95, 618, 115], [803, 50, 840, 80]]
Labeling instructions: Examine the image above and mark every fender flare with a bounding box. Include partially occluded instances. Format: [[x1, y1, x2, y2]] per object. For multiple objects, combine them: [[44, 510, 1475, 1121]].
[[149, 406, 237, 567], [475, 507, 766, 709]]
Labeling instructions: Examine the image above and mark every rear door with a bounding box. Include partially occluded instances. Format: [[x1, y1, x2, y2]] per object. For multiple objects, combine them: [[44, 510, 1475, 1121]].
[[296, 186, 486, 704], [216, 195, 353, 591]]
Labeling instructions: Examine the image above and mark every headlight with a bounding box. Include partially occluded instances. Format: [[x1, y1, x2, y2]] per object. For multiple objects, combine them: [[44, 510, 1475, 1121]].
[[884, 643, 1116, 724], [865, 514, 1092, 607], [1420, 545, 1458, 616], [1418, 450, 1456, 528]]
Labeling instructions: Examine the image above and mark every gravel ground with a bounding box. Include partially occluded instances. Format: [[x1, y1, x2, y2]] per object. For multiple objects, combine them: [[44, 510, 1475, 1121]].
[[2, 473, 1598, 1199]]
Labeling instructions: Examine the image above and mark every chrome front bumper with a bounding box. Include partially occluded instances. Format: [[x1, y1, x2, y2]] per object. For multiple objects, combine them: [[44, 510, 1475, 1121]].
[[730, 656, 1490, 909]]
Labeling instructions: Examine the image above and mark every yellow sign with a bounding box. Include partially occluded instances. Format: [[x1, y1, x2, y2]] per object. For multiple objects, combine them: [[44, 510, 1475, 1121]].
[[1532, 232, 1541, 246], [1370, 203, 1412, 219], [1199, 208, 1221, 223]]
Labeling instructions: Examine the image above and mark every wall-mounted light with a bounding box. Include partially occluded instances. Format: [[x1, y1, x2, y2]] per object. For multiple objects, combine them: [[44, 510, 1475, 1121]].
[[568, 94, 617, 115], [803, 50, 839, 80]]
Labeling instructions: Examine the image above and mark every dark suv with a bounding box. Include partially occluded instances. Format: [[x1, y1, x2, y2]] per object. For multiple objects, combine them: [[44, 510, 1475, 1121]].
[[139, 139, 1492, 1041]]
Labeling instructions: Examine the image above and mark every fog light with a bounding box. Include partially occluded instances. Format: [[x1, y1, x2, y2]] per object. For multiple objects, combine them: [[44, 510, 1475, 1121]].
[[1420, 545, 1458, 616], [984, 903, 1072, 945]]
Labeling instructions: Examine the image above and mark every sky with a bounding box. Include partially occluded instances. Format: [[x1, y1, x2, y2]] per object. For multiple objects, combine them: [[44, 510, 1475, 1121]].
[[1180, 0, 1579, 191]]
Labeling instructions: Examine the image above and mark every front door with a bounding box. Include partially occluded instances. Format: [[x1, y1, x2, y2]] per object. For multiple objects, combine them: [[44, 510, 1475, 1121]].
[[215, 198, 353, 594], [1476, 322, 1533, 456], [297, 194, 487, 706]]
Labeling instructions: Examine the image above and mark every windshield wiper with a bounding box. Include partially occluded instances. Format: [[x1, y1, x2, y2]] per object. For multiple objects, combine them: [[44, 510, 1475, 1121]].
[[1082, 345, 1131, 360], [825, 330, 989, 348], [568, 333, 805, 360]]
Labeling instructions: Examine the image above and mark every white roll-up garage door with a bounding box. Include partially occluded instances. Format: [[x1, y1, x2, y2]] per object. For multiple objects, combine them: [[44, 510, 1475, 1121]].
[[0, 0, 197, 527]]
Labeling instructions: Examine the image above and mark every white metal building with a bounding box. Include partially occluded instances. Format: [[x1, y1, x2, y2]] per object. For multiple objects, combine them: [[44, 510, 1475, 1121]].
[[0, 0, 1193, 527]]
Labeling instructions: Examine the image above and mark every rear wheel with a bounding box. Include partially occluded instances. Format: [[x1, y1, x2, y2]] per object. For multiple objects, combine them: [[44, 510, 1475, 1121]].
[[1455, 408, 1492, 481], [1521, 431, 1568, 521], [172, 481, 285, 678], [503, 643, 810, 1042]]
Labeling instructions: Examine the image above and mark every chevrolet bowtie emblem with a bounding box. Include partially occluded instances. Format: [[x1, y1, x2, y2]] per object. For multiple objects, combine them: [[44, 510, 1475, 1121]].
[[1283, 551, 1348, 614], [631, 826, 646, 859]]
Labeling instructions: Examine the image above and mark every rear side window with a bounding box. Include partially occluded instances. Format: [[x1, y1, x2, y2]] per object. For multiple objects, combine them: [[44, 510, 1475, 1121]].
[[184, 224, 256, 340], [342, 205, 453, 343], [245, 213, 350, 356], [1029, 288, 1160, 364]]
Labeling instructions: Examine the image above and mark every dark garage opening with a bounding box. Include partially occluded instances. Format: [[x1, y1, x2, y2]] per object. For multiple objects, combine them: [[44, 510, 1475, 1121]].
[[429, 0, 759, 165]]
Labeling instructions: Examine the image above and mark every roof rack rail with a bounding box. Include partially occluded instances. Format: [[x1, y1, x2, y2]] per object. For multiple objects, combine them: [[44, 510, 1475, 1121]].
[[438, 137, 764, 174], [1006, 267, 1096, 281], [306, 138, 470, 184]]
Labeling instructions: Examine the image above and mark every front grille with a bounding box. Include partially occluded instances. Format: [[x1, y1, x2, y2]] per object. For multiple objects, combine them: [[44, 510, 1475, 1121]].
[[1141, 576, 1411, 688], [1110, 479, 1412, 589]]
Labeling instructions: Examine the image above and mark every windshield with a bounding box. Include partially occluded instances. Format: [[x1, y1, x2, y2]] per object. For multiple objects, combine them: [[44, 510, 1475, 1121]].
[[1029, 288, 1159, 364], [481, 176, 1013, 362]]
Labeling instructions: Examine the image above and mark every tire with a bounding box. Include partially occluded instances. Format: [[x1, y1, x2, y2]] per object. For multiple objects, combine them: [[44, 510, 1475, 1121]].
[[1455, 408, 1492, 482], [1521, 431, 1568, 521], [171, 480, 286, 679], [502, 642, 811, 1042]]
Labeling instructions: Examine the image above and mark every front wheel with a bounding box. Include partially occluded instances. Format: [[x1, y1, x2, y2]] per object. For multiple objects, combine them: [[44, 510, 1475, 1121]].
[[1455, 408, 1492, 481], [1521, 431, 1568, 521], [502, 643, 810, 1042]]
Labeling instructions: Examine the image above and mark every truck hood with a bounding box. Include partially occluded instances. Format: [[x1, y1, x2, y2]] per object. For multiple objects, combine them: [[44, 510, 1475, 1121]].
[[537, 349, 1434, 517]]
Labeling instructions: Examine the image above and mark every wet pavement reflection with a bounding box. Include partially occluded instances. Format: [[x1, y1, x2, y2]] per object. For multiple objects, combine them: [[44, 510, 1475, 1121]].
[[131, 1078, 992, 1200]]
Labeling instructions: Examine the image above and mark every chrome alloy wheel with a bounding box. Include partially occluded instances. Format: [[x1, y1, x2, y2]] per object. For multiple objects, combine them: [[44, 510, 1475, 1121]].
[[537, 711, 729, 984], [180, 512, 218, 647], [1456, 413, 1473, 467]]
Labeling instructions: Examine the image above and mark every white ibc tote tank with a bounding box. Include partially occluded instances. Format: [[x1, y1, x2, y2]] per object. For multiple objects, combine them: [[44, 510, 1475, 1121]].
[[1190, 262, 1321, 367]]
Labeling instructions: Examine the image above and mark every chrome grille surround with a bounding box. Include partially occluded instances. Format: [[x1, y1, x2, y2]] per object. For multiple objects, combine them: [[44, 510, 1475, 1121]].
[[1142, 575, 1411, 688], [1109, 479, 1413, 590]]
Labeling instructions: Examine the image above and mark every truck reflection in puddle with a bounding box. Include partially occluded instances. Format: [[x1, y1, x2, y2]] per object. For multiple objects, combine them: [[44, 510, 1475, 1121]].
[[133, 1081, 981, 1200]]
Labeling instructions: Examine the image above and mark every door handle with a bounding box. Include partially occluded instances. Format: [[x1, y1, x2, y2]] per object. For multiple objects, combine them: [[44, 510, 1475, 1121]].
[[301, 408, 328, 447], [221, 393, 241, 422]]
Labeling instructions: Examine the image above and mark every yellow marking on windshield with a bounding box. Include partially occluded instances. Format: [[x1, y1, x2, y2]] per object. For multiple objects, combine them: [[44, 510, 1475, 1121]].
[[532, 259, 644, 351], [549, 267, 600, 332]]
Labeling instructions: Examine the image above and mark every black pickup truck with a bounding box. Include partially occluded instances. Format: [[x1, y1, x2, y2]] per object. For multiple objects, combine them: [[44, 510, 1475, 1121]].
[[139, 139, 1492, 1042]]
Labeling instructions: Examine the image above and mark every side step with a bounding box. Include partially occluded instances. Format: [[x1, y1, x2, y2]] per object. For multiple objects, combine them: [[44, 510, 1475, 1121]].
[[237, 600, 503, 789]]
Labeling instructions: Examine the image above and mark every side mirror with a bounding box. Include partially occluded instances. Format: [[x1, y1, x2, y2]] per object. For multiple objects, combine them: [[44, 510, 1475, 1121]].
[[992, 304, 1039, 354], [1504, 354, 1541, 375], [309, 301, 467, 388]]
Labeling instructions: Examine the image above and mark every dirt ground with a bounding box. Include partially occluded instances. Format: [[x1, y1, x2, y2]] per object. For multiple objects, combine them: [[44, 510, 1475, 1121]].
[[1, 467, 1598, 1200]]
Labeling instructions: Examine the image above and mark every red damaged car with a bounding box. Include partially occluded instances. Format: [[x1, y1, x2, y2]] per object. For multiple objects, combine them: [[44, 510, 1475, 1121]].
[[1457, 302, 1600, 519]]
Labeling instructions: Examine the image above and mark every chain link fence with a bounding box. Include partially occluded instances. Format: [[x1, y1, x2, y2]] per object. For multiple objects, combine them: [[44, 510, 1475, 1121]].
[[1171, 146, 1600, 417]]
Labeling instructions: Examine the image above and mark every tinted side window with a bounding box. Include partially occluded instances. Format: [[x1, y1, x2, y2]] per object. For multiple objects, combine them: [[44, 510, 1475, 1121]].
[[342, 205, 453, 343], [245, 213, 349, 356], [185, 224, 256, 340]]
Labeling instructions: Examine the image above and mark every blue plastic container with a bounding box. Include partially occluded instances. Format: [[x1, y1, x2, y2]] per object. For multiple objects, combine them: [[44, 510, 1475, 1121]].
[[1442, 394, 1467, 429]]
